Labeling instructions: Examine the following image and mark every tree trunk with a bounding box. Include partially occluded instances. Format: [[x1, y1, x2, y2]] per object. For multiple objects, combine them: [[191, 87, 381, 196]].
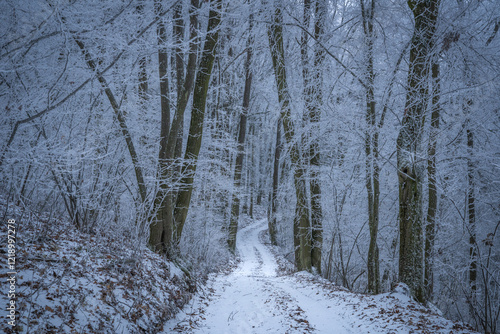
[[269, 118, 281, 246], [360, 0, 380, 294], [174, 0, 223, 242], [137, 0, 149, 104], [173, 1, 186, 195], [300, 0, 325, 274], [425, 60, 440, 301], [397, 0, 439, 304], [309, 0, 325, 275], [150, 0, 172, 253], [268, 3, 312, 272], [248, 122, 256, 220], [228, 12, 253, 252], [150, 0, 198, 254], [466, 99, 477, 292]]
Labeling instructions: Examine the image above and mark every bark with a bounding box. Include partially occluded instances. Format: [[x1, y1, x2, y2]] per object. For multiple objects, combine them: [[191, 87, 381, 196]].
[[137, 0, 148, 104], [149, 0, 171, 252], [157, 0, 171, 160], [299, 0, 313, 272], [269, 118, 281, 246], [248, 123, 256, 220], [300, 0, 325, 274], [425, 60, 440, 301], [173, 4, 185, 97], [164, 0, 198, 171], [397, 0, 439, 304], [268, 4, 311, 272], [461, 37, 478, 300], [360, 0, 380, 294], [138, 58, 148, 101], [150, 0, 198, 254], [174, 0, 223, 242], [301, 0, 312, 112], [173, 2, 186, 182], [228, 12, 253, 253], [310, 0, 326, 276], [466, 99, 477, 292]]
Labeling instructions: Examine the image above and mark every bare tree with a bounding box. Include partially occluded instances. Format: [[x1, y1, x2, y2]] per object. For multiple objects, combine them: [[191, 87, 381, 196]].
[[173, 0, 223, 242], [228, 5, 253, 252], [397, 0, 440, 303], [268, 1, 312, 272], [359, 0, 380, 294], [150, 0, 199, 255]]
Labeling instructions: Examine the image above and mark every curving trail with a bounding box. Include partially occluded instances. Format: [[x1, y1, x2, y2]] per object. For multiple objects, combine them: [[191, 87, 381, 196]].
[[166, 219, 355, 334]]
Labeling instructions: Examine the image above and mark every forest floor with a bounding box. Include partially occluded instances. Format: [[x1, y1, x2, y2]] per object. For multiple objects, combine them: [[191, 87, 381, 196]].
[[165, 218, 477, 334], [0, 197, 196, 333]]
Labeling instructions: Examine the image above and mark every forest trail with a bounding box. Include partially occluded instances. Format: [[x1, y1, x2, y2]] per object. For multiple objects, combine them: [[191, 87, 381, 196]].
[[164, 219, 477, 334], [165, 219, 355, 333]]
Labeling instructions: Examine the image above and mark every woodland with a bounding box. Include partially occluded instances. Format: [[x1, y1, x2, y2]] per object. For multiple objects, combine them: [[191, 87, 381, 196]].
[[1, 0, 499, 332]]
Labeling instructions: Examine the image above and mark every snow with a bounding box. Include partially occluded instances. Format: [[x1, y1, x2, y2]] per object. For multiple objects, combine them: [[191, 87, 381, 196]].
[[165, 219, 478, 334], [0, 198, 195, 334], [1, 195, 478, 333]]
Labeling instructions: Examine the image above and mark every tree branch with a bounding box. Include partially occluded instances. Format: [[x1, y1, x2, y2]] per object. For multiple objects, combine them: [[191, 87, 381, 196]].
[[0, 0, 180, 168]]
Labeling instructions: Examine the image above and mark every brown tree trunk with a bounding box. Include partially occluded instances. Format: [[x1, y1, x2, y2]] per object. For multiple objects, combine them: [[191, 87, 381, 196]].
[[269, 118, 281, 246], [309, 0, 325, 275], [300, 0, 325, 274], [228, 12, 253, 252], [466, 99, 477, 292], [425, 60, 440, 301], [173, 1, 186, 190], [174, 0, 223, 242], [268, 3, 311, 272], [360, 0, 380, 294], [150, 0, 198, 254], [137, 0, 149, 104], [397, 0, 439, 304], [150, 0, 172, 253]]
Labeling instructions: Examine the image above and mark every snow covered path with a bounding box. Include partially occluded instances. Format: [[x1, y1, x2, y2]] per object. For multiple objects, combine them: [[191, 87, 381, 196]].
[[165, 219, 476, 334], [165, 219, 355, 333]]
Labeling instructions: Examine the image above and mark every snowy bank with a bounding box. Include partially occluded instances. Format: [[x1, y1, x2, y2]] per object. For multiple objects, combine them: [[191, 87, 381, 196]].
[[0, 198, 195, 333]]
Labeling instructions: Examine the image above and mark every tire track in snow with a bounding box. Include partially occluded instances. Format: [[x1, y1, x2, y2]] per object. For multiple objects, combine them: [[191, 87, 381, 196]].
[[165, 219, 350, 334]]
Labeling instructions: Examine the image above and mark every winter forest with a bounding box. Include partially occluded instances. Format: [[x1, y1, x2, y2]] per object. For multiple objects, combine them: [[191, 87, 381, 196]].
[[1, 0, 499, 333]]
